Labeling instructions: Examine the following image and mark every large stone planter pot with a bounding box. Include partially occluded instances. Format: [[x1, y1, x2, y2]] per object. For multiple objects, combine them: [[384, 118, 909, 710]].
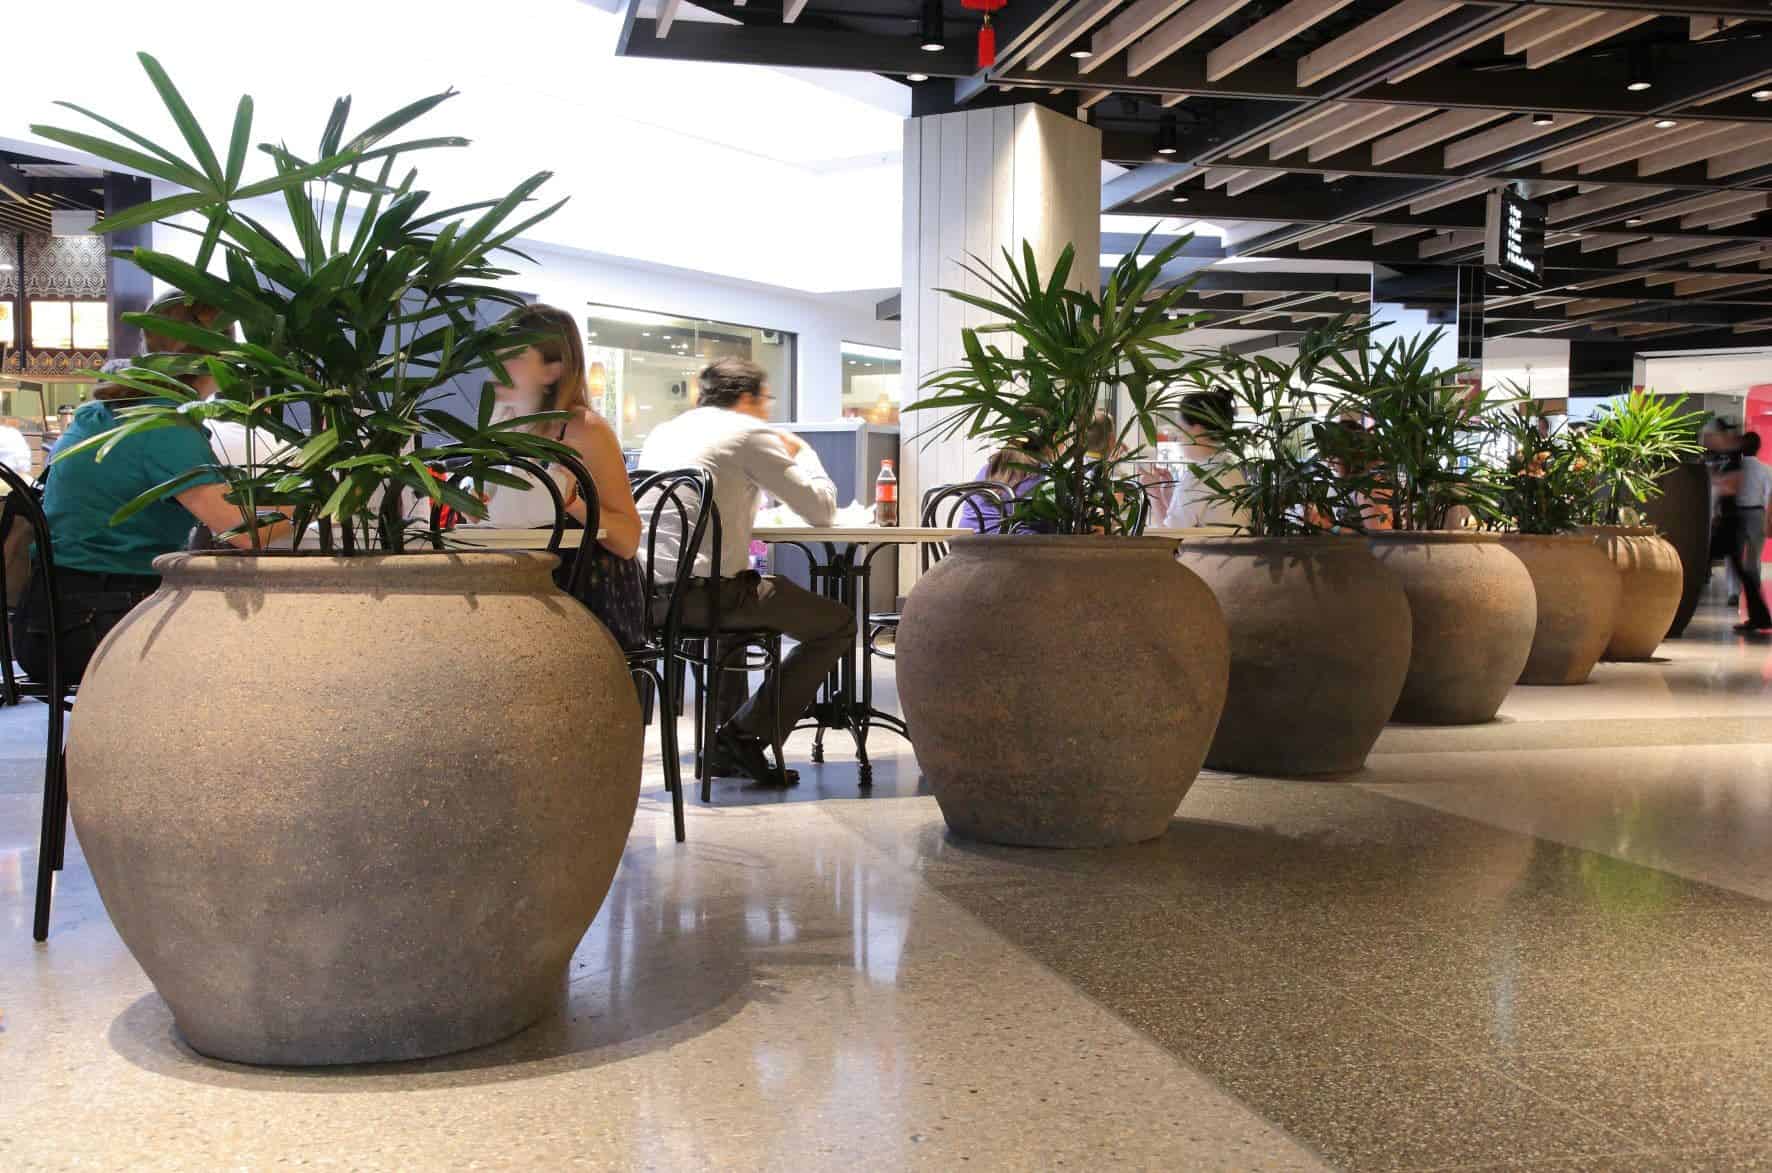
[[67, 551, 643, 1066], [1582, 525, 1683, 661], [1176, 536, 1410, 776], [1368, 532, 1536, 725], [897, 535, 1228, 848], [1497, 534, 1622, 686], [1639, 463, 1711, 639]]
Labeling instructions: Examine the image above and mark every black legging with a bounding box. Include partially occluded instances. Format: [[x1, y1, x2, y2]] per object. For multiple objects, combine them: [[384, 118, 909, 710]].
[[11, 566, 159, 688]]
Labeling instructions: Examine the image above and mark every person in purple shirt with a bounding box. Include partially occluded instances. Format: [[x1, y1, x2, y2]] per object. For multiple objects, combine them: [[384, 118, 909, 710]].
[[961, 446, 1040, 533]]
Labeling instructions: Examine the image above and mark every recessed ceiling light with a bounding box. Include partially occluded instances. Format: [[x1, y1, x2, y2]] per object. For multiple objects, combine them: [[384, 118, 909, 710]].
[[907, 72, 928, 82], [1625, 217, 1644, 226], [1070, 48, 1092, 59], [1626, 80, 1653, 92], [1626, 45, 1654, 92], [919, 0, 944, 51], [1753, 89, 1772, 102], [1654, 118, 1678, 128], [1171, 194, 1190, 203], [1531, 112, 1554, 126], [1156, 117, 1179, 156]]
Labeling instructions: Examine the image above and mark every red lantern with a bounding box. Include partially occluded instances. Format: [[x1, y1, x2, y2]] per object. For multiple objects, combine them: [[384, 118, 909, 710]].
[[961, 0, 1007, 68]]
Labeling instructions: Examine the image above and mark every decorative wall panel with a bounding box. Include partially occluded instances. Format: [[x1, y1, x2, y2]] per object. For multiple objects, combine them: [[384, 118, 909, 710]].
[[22, 231, 108, 298]]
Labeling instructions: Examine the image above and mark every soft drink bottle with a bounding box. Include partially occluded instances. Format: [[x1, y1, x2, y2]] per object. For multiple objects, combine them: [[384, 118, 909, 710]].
[[875, 459, 899, 526]]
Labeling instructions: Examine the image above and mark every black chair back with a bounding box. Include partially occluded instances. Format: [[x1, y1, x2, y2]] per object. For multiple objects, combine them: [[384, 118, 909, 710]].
[[632, 468, 717, 643], [919, 480, 1015, 571], [429, 451, 602, 596]]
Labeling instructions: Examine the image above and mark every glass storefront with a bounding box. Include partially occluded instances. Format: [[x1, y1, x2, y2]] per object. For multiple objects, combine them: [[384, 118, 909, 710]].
[[583, 305, 794, 449], [840, 342, 901, 426], [26, 299, 108, 351]]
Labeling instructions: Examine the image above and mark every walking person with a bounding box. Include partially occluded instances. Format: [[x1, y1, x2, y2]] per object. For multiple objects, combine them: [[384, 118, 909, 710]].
[[1735, 432, 1771, 631]]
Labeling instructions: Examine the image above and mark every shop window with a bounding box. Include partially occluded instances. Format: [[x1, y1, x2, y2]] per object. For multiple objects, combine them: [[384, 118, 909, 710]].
[[584, 305, 795, 449], [840, 342, 901, 426], [26, 299, 108, 351]]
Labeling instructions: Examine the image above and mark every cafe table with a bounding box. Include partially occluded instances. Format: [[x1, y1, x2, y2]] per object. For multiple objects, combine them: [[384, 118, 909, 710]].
[[753, 524, 966, 784]]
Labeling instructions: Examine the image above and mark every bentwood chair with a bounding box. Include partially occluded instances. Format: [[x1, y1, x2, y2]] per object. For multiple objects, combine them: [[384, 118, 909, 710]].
[[862, 480, 1015, 685], [632, 469, 788, 807], [0, 464, 76, 942]]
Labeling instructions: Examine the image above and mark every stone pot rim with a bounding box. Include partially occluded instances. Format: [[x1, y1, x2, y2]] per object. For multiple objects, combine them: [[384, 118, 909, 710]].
[[1178, 533, 1375, 552], [947, 533, 1182, 556], [1366, 530, 1501, 544], [1577, 524, 1660, 537], [1495, 532, 1598, 544], [151, 548, 562, 591]]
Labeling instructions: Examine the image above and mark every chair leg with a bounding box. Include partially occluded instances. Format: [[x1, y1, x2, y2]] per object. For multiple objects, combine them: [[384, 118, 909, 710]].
[[701, 649, 721, 806], [659, 675, 686, 843], [33, 746, 65, 943], [0, 616, 18, 708], [691, 659, 706, 782], [766, 635, 787, 777], [50, 748, 69, 871]]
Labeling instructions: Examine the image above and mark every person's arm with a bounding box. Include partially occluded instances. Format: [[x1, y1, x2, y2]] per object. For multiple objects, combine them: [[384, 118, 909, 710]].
[[175, 481, 292, 548], [743, 428, 838, 526], [561, 410, 641, 559]]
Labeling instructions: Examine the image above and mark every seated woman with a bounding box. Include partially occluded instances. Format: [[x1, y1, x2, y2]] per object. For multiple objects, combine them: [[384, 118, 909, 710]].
[[960, 445, 1040, 533], [476, 303, 646, 648], [14, 297, 290, 686]]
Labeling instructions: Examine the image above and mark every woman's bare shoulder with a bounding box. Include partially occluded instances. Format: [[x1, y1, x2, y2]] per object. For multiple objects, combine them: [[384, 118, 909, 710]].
[[564, 406, 619, 445]]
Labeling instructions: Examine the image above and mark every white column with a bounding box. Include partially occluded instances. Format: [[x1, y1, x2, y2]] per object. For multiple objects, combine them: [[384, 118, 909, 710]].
[[899, 103, 1102, 592]]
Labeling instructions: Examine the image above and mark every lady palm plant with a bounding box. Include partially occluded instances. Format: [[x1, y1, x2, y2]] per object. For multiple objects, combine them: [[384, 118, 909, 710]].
[[33, 53, 571, 552], [1319, 328, 1495, 531], [1474, 392, 1590, 535], [1577, 389, 1705, 525], [1180, 317, 1374, 536], [907, 233, 1215, 535]]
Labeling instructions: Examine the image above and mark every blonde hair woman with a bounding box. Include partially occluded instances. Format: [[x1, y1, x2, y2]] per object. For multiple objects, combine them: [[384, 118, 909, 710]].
[[482, 303, 646, 647]]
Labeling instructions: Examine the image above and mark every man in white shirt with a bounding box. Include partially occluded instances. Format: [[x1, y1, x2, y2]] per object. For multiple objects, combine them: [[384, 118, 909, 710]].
[[0, 422, 33, 479], [1162, 388, 1246, 531], [1735, 431, 1771, 631], [637, 358, 850, 784]]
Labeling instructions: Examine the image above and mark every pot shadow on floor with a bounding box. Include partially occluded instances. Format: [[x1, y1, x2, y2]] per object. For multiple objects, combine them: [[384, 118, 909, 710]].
[[103, 827, 780, 1092]]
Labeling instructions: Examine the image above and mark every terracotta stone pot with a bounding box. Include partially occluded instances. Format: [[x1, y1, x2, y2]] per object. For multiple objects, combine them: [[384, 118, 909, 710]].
[[1367, 532, 1536, 725], [1176, 536, 1410, 776], [897, 535, 1228, 848], [67, 551, 643, 1066], [1581, 525, 1683, 661], [1497, 534, 1622, 686]]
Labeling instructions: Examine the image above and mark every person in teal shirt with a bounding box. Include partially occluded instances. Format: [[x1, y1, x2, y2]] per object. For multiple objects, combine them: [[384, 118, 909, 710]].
[[13, 298, 289, 686]]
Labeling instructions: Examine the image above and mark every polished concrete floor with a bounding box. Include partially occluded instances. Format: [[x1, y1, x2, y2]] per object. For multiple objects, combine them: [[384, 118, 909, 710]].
[[5, 592, 1772, 1170]]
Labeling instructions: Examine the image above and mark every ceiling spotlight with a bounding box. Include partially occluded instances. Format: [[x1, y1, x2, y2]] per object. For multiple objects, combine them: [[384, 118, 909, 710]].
[[1626, 45, 1653, 92], [919, 0, 945, 52], [1070, 47, 1093, 59], [1156, 117, 1179, 156], [1653, 118, 1678, 129], [1170, 194, 1190, 204], [907, 72, 929, 82], [1753, 89, 1772, 102], [1624, 217, 1644, 226], [1531, 112, 1554, 126]]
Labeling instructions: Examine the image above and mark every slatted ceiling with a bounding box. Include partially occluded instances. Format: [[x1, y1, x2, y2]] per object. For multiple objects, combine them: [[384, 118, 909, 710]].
[[1533, 122, 1641, 172], [1267, 102, 1353, 158], [1566, 297, 1638, 315], [1384, 9, 1539, 83], [1638, 124, 1770, 176], [1407, 178, 1491, 214], [1684, 196, 1771, 229], [1709, 138, 1772, 179], [1371, 224, 1429, 244], [1023, 0, 1124, 70], [1418, 228, 1483, 257], [1127, 0, 1258, 76], [1673, 273, 1772, 296], [1295, 222, 1372, 248], [1616, 236, 1723, 264], [1323, 171, 1348, 181], [1307, 104, 1429, 161], [1204, 167, 1247, 188], [1736, 319, 1772, 333], [1697, 74, 1772, 105], [1689, 241, 1772, 267], [1562, 124, 1685, 174], [1161, 93, 1189, 107], [1691, 16, 1744, 40], [1701, 211, 1769, 231], [1233, 100, 1352, 155], [1641, 268, 1758, 288], [1579, 232, 1648, 252], [1244, 291, 1293, 305], [1629, 189, 1768, 224], [655, 0, 684, 36], [1547, 185, 1670, 223], [1613, 323, 1689, 337], [1370, 107, 1506, 165], [1079, 89, 1114, 109], [1443, 114, 1588, 168], [1083, 0, 1197, 72], [1504, 8, 1605, 55], [1294, 0, 1460, 87], [1526, 11, 1655, 69], [1207, 0, 1358, 81], [1227, 169, 1286, 195]]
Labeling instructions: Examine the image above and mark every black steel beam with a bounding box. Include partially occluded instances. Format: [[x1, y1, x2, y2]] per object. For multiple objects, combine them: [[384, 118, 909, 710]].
[[1482, 0, 1772, 17], [1486, 302, 1772, 326], [619, 18, 982, 78]]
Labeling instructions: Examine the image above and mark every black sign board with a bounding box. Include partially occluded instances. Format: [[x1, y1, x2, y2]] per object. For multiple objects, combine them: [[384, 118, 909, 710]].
[[1485, 188, 1546, 289]]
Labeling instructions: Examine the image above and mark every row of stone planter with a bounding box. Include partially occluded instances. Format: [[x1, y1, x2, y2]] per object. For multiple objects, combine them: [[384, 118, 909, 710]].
[[899, 526, 1683, 847]]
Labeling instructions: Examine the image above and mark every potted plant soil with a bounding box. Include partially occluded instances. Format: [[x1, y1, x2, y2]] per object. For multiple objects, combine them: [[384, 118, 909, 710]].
[[35, 57, 642, 1065], [1321, 331, 1536, 725], [895, 235, 1229, 848], [1475, 398, 1621, 685], [1172, 320, 1411, 776], [1572, 390, 1705, 661]]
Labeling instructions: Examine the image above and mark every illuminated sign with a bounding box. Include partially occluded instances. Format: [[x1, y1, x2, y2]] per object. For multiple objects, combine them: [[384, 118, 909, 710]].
[[1485, 188, 1546, 289]]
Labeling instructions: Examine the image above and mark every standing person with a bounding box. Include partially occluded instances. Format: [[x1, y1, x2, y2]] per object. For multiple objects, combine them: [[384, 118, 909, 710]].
[[476, 304, 646, 648], [636, 357, 851, 785], [1708, 423, 1744, 605], [1735, 431, 1771, 631], [1163, 388, 1247, 531]]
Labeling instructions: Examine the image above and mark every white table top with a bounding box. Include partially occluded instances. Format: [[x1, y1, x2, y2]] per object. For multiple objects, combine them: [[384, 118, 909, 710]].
[[753, 525, 968, 544]]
